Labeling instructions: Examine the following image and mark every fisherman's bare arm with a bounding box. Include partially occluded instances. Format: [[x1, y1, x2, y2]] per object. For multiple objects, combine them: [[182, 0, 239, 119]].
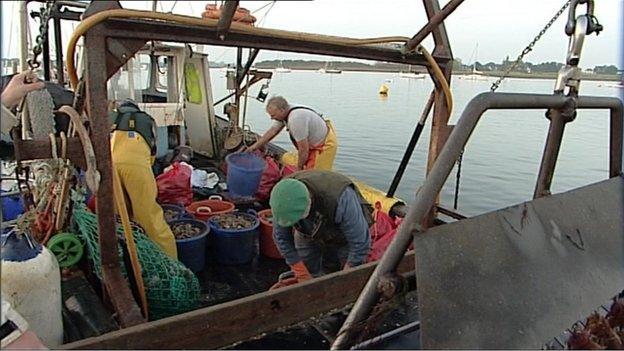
[[296, 139, 310, 170]]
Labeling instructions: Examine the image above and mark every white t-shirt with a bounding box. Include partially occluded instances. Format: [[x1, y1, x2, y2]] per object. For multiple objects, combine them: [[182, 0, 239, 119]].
[[272, 107, 328, 146]]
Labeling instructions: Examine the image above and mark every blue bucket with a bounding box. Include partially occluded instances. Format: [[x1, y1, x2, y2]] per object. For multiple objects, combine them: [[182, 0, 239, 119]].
[[225, 153, 266, 197], [161, 204, 186, 223], [208, 211, 259, 265], [170, 219, 209, 273], [1, 191, 24, 222]]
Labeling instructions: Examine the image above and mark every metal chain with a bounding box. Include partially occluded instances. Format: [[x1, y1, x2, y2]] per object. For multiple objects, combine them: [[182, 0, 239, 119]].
[[27, 1, 55, 70], [490, 0, 572, 92]]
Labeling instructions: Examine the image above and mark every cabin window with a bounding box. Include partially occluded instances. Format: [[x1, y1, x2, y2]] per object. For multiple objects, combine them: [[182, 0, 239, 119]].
[[107, 54, 179, 104]]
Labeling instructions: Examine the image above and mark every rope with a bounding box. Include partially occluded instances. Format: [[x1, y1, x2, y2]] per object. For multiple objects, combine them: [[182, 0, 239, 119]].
[[66, 9, 411, 88], [417, 45, 458, 212], [416, 45, 453, 117], [169, 0, 178, 13], [255, 1, 277, 27]]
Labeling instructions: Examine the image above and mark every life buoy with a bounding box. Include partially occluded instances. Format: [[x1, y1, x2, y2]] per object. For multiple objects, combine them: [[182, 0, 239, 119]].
[[202, 4, 256, 26]]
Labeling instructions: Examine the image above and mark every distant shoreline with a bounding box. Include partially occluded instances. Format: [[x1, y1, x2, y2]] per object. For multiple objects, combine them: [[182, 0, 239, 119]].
[[241, 66, 622, 82]]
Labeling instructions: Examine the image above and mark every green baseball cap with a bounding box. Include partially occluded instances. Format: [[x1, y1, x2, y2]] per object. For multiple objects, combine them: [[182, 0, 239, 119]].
[[269, 179, 310, 227]]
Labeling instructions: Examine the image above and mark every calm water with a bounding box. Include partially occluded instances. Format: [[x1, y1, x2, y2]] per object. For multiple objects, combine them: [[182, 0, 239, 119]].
[[209, 69, 623, 217]]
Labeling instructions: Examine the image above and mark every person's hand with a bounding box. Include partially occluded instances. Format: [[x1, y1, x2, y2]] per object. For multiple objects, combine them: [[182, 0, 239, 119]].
[[5, 330, 47, 350], [269, 277, 299, 290], [1, 71, 45, 109], [291, 261, 313, 282]]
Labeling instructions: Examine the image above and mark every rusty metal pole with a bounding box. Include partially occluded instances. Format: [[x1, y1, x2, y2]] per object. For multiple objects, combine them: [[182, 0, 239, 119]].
[[405, 0, 465, 51], [84, 29, 145, 327], [423, 0, 454, 228], [217, 0, 239, 40], [53, 15, 64, 85]]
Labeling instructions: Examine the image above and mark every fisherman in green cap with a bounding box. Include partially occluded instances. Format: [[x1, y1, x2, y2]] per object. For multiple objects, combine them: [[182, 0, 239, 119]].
[[269, 170, 373, 289]]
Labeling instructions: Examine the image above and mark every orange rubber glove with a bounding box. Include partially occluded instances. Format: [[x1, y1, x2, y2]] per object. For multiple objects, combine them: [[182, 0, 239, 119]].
[[269, 262, 313, 290], [270, 277, 299, 290], [291, 261, 313, 282]]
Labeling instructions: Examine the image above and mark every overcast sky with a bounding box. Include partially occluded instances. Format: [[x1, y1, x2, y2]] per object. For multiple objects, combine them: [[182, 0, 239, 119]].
[[1, 0, 622, 69]]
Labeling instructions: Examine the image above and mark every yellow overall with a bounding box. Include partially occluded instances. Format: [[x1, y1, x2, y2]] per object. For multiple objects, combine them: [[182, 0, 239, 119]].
[[110, 130, 178, 259], [281, 119, 338, 170]]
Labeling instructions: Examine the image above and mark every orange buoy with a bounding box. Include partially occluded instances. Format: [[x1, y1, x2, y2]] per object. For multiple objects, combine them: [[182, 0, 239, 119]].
[[202, 4, 256, 25]]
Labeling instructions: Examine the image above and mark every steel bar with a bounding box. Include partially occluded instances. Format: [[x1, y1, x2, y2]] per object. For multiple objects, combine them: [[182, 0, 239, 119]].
[[213, 73, 267, 106], [102, 19, 443, 67], [435, 205, 467, 220], [421, 0, 454, 229], [331, 92, 624, 350], [62, 251, 416, 350], [233, 47, 243, 127], [351, 321, 421, 350], [423, 0, 453, 57], [83, 27, 144, 328], [216, 0, 239, 40], [533, 109, 568, 198], [19, 1, 29, 70], [42, 17, 51, 81], [575, 96, 623, 177], [236, 49, 260, 86], [405, 0, 465, 51], [387, 90, 435, 197], [29, 0, 89, 9], [53, 16, 64, 85]]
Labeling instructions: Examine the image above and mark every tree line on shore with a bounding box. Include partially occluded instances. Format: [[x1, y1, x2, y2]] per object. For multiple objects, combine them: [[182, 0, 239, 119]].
[[212, 59, 620, 76]]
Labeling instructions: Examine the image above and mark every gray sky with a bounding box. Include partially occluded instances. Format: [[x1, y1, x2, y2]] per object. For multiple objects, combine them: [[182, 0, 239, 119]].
[[2, 0, 622, 69]]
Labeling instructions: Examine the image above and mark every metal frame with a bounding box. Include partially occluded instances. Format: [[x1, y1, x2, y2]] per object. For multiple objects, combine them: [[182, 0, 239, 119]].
[[13, 1, 621, 348], [14, 0, 463, 342], [331, 92, 623, 348]]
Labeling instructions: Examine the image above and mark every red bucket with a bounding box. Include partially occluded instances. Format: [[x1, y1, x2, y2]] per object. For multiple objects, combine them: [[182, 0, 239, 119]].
[[186, 195, 235, 222], [258, 209, 282, 259]]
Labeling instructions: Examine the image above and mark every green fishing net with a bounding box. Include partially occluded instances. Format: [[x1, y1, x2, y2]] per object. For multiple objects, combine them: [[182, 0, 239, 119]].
[[72, 203, 200, 320]]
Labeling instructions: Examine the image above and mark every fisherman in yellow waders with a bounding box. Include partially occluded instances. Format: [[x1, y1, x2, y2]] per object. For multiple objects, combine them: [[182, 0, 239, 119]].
[[244, 96, 338, 170], [109, 99, 177, 259]]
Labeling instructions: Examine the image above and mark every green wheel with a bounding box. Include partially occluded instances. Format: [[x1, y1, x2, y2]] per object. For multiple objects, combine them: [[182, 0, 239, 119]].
[[47, 233, 84, 268]]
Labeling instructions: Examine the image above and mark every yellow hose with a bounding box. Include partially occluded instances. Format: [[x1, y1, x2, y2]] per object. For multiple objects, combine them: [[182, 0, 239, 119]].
[[67, 9, 410, 88], [417, 45, 453, 117]]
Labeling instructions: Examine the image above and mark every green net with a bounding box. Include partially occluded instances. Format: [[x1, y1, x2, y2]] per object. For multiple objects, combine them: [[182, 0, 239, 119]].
[[72, 203, 201, 320]]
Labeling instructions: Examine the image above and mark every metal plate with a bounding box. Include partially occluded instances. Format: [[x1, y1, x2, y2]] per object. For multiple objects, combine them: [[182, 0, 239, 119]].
[[415, 176, 624, 349]]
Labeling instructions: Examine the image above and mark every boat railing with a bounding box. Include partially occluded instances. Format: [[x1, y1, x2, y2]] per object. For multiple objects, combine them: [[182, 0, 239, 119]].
[[333, 92, 624, 348]]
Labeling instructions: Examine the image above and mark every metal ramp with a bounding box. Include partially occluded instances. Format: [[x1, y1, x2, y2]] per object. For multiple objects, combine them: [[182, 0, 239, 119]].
[[414, 176, 624, 349]]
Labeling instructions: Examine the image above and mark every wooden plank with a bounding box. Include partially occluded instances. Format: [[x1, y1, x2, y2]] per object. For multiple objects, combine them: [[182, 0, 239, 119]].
[[63, 251, 416, 350]]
